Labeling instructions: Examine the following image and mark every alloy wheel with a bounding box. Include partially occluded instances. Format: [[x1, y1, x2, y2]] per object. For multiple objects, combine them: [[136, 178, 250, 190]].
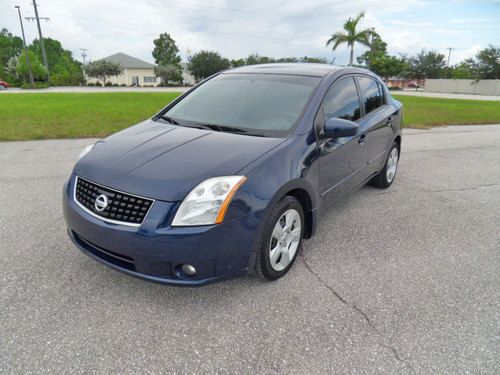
[[386, 148, 399, 183], [269, 209, 302, 271]]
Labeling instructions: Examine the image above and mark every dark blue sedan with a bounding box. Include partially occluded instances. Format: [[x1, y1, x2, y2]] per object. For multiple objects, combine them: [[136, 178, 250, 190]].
[[63, 63, 402, 286]]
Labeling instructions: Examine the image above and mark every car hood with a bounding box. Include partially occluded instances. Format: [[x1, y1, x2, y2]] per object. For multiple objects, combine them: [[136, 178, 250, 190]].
[[74, 120, 285, 201]]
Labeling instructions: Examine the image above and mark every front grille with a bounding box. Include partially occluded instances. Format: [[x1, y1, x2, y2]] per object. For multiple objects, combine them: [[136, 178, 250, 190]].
[[74, 176, 154, 226]]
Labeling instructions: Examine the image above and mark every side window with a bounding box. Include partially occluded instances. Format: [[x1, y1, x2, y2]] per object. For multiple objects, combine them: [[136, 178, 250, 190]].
[[357, 76, 384, 115], [322, 76, 361, 122], [377, 82, 387, 105]]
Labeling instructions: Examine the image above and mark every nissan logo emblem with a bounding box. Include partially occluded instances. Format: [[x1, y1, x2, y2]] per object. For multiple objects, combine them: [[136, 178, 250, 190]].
[[94, 194, 108, 212]]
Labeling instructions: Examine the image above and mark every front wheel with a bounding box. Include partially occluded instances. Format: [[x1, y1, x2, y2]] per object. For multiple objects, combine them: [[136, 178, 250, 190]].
[[254, 196, 304, 281], [370, 142, 399, 188]]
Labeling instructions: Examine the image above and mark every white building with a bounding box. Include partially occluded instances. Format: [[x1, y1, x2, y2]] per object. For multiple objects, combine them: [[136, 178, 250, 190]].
[[86, 52, 157, 86], [86, 52, 195, 86]]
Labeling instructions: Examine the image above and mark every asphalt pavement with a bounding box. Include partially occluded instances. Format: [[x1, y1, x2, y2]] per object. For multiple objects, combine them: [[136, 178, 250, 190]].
[[1, 125, 499, 374]]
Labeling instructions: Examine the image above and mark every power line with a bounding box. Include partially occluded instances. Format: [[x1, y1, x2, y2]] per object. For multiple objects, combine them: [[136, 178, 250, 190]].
[[43, 10, 499, 45], [25, 0, 50, 81], [43, 0, 500, 33], [80, 48, 88, 64], [45, 11, 293, 41], [49, 0, 313, 20], [446, 46, 455, 78], [14, 5, 34, 88]]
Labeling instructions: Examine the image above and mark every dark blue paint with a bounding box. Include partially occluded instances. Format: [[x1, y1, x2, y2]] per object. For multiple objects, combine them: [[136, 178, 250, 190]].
[[63, 64, 402, 286]]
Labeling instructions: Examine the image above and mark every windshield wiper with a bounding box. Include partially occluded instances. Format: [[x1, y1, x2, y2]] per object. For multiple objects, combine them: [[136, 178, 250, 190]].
[[157, 115, 180, 125], [193, 124, 249, 134]]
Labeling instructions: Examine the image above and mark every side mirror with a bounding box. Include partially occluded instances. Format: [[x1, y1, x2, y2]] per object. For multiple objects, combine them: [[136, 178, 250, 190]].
[[321, 117, 358, 138]]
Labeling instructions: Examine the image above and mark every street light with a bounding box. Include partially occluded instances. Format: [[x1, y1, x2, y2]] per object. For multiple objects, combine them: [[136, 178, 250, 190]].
[[15, 5, 35, 88]]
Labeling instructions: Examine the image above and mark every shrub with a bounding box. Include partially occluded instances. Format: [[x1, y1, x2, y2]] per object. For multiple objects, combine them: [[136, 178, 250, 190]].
[[87, 82, 95, 86], [95, 81, 102, 86], [104, 81, 113, 86], [20, 82, 49, 89], [120, 83, 126, 87]]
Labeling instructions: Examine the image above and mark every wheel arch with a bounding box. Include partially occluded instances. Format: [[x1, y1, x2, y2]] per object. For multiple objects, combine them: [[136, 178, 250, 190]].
[[394, 135, 402, 151], [266, 179, 319, 240]]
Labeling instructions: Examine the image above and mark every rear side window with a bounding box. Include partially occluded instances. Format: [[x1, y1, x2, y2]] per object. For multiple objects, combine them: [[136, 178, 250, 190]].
[[357, 76, 384, 115], [321, 76, 361, 122]]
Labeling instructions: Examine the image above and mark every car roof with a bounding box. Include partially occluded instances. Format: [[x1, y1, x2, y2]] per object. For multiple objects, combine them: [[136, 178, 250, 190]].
[[223, 63, 372, 78]]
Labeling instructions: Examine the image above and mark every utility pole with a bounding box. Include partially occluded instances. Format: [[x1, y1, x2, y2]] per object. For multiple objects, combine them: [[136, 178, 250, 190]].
[[15, 5, 35, 88], [446, 46, 455, 79], [80, 48, 88, 65], [25, 0, 50, 82]]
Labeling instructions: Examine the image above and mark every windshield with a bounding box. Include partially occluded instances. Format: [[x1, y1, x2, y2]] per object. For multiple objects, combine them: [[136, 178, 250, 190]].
[[160, 73, 320, 136]]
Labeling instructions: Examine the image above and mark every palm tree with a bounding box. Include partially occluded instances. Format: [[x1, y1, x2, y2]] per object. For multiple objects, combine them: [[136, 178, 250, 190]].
[[326, 11, 376, 66]]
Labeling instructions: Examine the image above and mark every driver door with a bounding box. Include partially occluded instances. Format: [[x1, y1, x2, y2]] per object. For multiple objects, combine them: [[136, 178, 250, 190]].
[[317, 76, 369, 210]]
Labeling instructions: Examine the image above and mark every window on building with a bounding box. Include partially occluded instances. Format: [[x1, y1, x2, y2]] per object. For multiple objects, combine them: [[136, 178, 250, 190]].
[[143, 76, 157, 83]]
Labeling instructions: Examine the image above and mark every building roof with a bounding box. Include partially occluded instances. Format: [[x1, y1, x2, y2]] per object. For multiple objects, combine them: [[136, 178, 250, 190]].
[[227, 63, 347, 77], [99, 52, 155, 69]]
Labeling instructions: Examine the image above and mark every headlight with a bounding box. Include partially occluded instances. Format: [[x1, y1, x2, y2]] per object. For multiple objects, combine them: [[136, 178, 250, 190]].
[[172, 176, 247, 226], [78, 144, 95, 160]]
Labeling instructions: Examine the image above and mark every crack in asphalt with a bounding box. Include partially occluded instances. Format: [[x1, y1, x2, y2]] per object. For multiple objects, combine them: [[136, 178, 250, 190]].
[[398, 176, 498, 194], [404, 127, 500, 136], [301, 255, 415, 374], [424, 183, 497, 193]]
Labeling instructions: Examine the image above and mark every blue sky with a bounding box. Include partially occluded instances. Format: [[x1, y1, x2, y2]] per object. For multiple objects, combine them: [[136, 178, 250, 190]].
[[1, 0, 499, 65]]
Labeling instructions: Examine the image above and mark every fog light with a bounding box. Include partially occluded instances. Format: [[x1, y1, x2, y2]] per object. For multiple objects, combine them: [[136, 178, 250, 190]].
[[181, 264, 197, 277]]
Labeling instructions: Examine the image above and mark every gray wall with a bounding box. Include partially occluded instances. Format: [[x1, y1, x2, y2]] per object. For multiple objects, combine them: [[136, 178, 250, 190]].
[[424, 79, 500, 96]]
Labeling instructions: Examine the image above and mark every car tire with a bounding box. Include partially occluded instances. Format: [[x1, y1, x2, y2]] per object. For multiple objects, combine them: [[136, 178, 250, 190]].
[[254, 195, 304, 281], [370, 141, 399, 189]]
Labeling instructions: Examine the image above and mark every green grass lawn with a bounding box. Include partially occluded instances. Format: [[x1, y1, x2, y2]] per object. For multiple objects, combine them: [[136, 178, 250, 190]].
[[0, 92, 499, 141], [393, 95, 500, 128], [0, 93, 181, 141]]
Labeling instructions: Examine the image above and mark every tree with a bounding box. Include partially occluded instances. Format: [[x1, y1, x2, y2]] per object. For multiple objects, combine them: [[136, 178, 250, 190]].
[[187, 51, 230, 81], [0, 29, 23, 72], [357, 36, 407, 81], [451, 59, 474, 79], [275, 57, 299, 63], [154, 64, 182, 84], [84, 60, 123, 84], [408, 50, 446, 83], [17, 50, 46, 81], [30, 37, 84, 85], [230, 58, 245, 67], [474, 45, 499, 79], [245, 53, 276, 65], [300, 56, 328, 63], [357, 36, 387, 67], [152, 33, 182, 68], [231, 55, 327, 67], [326, 11, 377, 66]]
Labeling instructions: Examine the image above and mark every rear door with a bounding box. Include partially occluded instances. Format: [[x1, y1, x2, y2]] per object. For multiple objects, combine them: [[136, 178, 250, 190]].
[[356, 76, 395, 174], [317, 76, 368, 209]]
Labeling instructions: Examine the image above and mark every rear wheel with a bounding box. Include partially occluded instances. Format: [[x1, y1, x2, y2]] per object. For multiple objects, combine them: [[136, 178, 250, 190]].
[[370, 142, 399, 188], [255, 196, 304, 281]]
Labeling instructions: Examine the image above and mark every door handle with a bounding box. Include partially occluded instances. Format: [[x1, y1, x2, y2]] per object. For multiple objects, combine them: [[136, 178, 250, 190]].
[[386, 116, 393, 125], [358, 134, 366, 144]]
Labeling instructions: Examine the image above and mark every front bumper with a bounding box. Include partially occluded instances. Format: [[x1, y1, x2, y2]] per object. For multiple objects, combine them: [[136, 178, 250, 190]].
[[63, 174, 259, 286]]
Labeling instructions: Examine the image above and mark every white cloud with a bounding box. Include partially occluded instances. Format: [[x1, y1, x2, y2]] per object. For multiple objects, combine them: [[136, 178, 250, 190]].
[[1, 0, 497, 66]]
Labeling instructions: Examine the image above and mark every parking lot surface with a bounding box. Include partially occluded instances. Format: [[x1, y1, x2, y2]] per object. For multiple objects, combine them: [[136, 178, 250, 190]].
[[1, 125, 499, 374]]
